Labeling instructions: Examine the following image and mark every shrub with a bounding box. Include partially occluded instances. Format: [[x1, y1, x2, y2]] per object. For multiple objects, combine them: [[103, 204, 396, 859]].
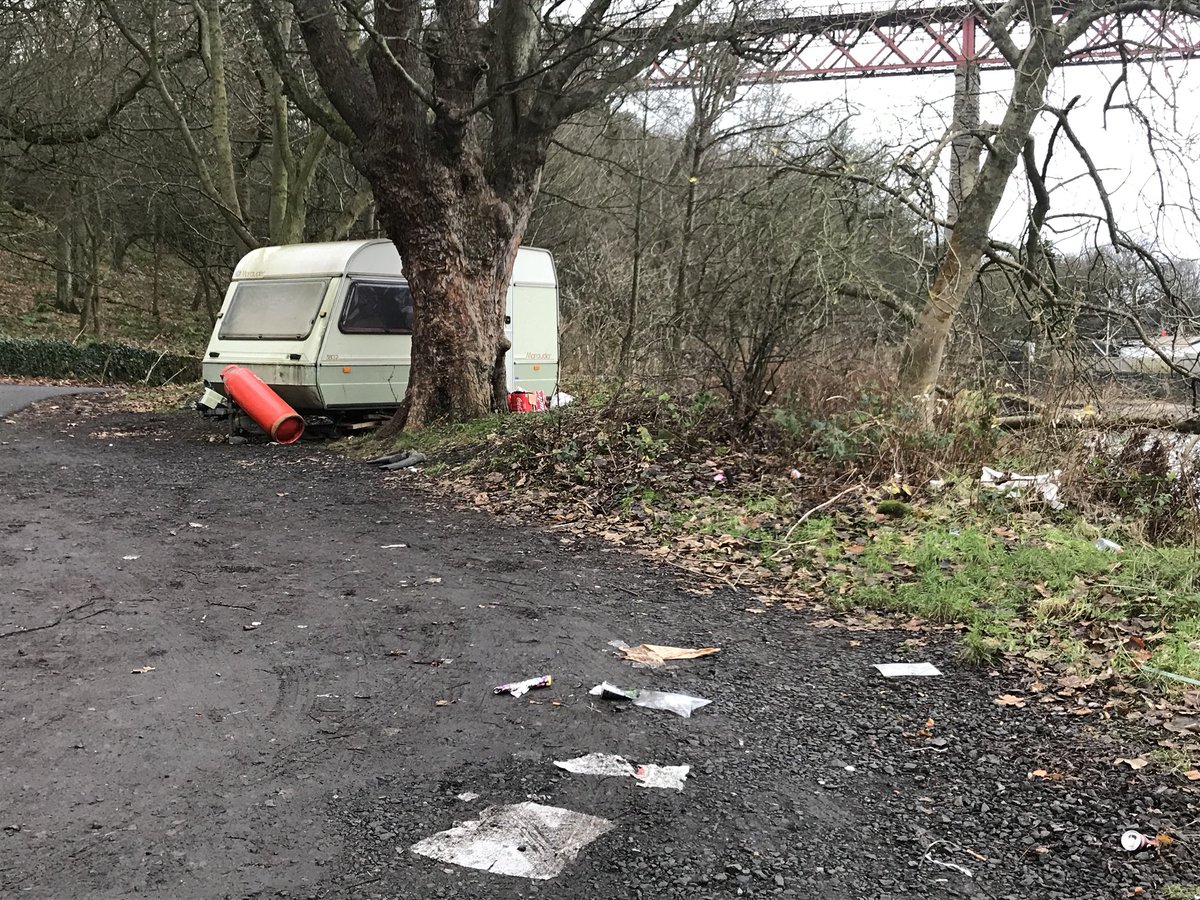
[[0, 337, 200, 386]]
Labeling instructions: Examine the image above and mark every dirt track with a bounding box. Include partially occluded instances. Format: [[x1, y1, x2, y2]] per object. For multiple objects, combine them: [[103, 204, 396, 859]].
[[1, 397, 1198, 900]]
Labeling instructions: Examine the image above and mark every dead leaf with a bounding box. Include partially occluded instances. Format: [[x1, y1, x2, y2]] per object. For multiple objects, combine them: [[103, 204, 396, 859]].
[[1115, 757, 1149, 770], [1183, 769, 1200, 781], [995, 694, 1027, 708], [621, 644, 721, 666], [1027, 769, 1064, 781]]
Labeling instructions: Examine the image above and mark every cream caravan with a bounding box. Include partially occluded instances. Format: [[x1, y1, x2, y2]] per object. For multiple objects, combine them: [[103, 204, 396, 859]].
[[201, 239, 559, 415]]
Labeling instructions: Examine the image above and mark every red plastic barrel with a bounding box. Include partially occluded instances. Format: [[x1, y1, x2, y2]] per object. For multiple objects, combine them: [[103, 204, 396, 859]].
[[221, 365, 304, 444]]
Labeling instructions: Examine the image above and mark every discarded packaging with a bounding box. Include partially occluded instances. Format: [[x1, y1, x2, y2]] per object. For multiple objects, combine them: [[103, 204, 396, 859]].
[[1121, 830, 1159, 851], [616, 643, 721, 668], [588, 681, 711, 717], [1095, 537, 1124, 553], [549, 391, 574, 408], [494, 675, 552, 698], [410, 801, 613, 880], [874, 662, 942, 677], [552, 753, 690, 791], [633, 764, 690, 791], [980, 466, 1064, 510], [554, 753, 635, 777]]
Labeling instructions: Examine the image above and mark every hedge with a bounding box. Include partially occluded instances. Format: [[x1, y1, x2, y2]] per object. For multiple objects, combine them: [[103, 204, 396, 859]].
[[0, 338, 201, 386]]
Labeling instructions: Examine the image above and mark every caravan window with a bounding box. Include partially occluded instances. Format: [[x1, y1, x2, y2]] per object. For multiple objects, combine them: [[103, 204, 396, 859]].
[[339, 281, 413, 335], [219, 279, 328, 340]]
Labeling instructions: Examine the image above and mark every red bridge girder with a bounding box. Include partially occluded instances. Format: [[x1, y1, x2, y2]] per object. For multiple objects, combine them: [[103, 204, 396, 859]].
[[645, 4, 1200, 84]]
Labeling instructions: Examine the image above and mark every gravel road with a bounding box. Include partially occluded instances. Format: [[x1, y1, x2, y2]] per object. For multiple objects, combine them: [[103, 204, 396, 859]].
[[0, 384, 107, 418], [1, 396, 1196, 899]]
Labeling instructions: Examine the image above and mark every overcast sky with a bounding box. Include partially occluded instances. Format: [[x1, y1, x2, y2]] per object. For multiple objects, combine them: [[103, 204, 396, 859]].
[[772, 57, 1200, 261]]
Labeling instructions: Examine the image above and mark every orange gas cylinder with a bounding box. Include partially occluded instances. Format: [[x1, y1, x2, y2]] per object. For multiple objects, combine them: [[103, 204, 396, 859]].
[[220, 365, 305, 444]]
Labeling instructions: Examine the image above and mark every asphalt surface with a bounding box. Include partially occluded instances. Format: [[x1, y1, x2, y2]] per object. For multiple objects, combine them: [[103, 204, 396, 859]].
[[1, 395, 1197, 900], [0, 384, 108, 418]]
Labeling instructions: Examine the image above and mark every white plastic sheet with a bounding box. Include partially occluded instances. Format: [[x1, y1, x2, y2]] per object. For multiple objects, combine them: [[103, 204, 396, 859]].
[[410, 802, 613, 880], [553, 753, 691, 791], [980, 466, 1064, 510], [588, 681, 711, 717], [874, 662, 942, 677]]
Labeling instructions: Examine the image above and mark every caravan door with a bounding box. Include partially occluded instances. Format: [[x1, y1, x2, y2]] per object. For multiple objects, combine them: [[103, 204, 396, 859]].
[[316, 278, 412, 408]]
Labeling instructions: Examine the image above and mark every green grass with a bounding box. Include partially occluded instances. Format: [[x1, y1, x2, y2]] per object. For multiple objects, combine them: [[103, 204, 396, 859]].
[[1164, 884, 1200, 900], [810, 518, 1200, 670]]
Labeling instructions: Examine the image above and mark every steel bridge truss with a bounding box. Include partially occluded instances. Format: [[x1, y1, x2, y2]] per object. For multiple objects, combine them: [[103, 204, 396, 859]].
[[645, 3, 1200, 84]]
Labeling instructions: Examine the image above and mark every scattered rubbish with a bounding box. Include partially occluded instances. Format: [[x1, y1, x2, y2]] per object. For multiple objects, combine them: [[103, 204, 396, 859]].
[[1141, 665, 1200, 688], [456, 792, 480, 802], [365, 449, 427, 469], [243, 621, 262, 631], [435, 699, 454, 707], [122, 555, 140, 561], [380, 543, 407, 549], [549, 391, 574, 408], [634, 764, 690, 790], [410, 801, 613, 880], [1121, 830, 1159, 852], [979, 466, 1064, 510], [588, 681, 711, 718], [380, 451, 427, 471], [495, 675, 552, 698], [1095, 538, 1124, 553], [508, 390, 548, 413], [131, 666, 155, 674], [713, 471, 726, 483], [614, 643, 721, 668], [788, 468, 802, 479], [874, 663, 942, 678], [921, 840, 974, 878], [188, 522, 207, 529], [552, 754, 690, 791], [425, 576, 443, 585], [928, 478, 947, 491], [554, 753, 635, 778]]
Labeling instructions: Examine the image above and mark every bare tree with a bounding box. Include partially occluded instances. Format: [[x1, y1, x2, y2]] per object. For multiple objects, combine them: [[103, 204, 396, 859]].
[[253, 0, 773, 430], [896, 0, 1200, 398]]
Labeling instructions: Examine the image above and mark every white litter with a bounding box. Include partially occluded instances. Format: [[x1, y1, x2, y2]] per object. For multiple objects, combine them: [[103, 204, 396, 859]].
[[979, 466, 1064, 509], [588, 681, 711, 717], [122, 555, 140, 561], [552, 754, 690, 791], [380, 543, 407, 549], [554, 753, 635, 778], [549, 391, 574, 408], [456, 791, 481, 802], [633, 764, 690, 791], [874, 663, 942, 677], [410, 801, 613, 880]]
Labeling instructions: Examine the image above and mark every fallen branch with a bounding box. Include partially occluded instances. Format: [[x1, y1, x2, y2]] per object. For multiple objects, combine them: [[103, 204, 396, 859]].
[[0, 598, 100, 639], [772, 484, 863, 556]]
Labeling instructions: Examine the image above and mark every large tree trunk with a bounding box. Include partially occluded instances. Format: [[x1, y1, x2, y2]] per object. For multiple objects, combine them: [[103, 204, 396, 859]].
[[374, 176, 533, 434], [897, 30, 1060, 397]]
